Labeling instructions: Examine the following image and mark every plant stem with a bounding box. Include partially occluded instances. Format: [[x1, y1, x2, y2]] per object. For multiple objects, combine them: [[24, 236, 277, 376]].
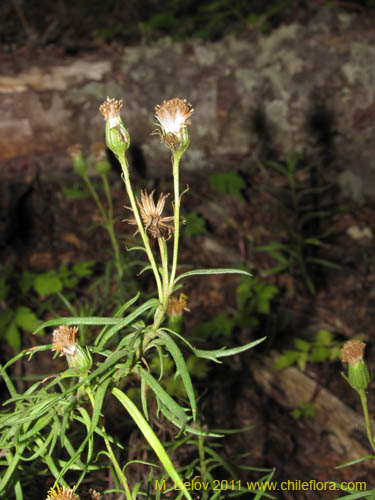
[[82, 174, 108, 223], [169, 153, 181, 291], [102, 430, 133, 500], [101, 174, 114, 221], [119, 156, 163, 300], [86, 388, 133, 500], [83, 173, 123, 278], [106, 220, 124, 279], [101, 173, 123, 277], [197, 424, 209, 500], [358, 389, 375, 453]]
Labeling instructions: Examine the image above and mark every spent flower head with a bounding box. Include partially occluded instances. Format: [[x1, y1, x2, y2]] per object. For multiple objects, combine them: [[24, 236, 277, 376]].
[[341, 340, 370, 391], [99, 97, 130, 159], [167, 293, 189, 334], [167, 293, 189, 317], [51, 325, 92, 374], [67, 144, 88, 176], [52, 325, 78, 357], [99, 97, 123, 128], [124, 189, 174, 239], [341, 340, 366, 365], [46, 485, 79, 500], [153, 98, 193, 152], [80, 489, 102, 500]]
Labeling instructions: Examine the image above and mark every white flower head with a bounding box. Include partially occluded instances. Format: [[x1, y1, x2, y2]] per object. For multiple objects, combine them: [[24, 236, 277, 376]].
[[153, 98, 193, 151], [155, 98, 193, 134]]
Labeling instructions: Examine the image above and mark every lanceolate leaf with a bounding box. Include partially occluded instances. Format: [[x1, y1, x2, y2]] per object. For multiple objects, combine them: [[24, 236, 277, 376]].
[[112, 387, 193, 500], [155, 330, 196, 419], [194, 337, 266, 363], [136, 367, 187, 430], [175, 268, 251, 284]]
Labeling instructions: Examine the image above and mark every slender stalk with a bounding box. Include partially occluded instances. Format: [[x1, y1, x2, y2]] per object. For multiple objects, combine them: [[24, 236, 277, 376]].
[[118, 156, 163, 300], [158, 236, 169, 304], [102, 430, 133, 500], [151, 237, 170, 331], [82, 174, 108, 223], [358, 389, 375, 453], [86, 388, 133, 500], [106, 221, 123, 279], [83, 173, 123, 278], [197, 424, 209, 500], [101, 174, 114, 220], [169, 153, 181, 291]]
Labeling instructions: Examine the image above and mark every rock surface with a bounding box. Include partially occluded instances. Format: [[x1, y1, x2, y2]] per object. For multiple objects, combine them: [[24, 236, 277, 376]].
[[0, 7, 374, 195]]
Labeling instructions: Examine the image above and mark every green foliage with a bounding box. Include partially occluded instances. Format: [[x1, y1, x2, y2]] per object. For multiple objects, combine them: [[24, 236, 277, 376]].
[[190, 312, 235, 342], [62, 182, 91, 200], [140, 0, 297, 41], [33, 270, 63, 296], [184, 211, 208, 237], [0, 261, 96, 350], [0, 306, 41, 350], [236, 276, 279, 329], [0, 100, 266, 500], [256, 152, 340, 294], [291, 402, 316, 421], [209, 171, 245, 200], [274, 329, 341, 371]]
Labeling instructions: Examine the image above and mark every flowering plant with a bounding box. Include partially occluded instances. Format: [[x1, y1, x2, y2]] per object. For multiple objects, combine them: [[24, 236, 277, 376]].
[[0, 97, 264, 499]]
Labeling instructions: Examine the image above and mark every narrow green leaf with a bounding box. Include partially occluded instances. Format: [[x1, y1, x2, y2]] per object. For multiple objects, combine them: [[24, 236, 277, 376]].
[[34, 316, 121, 335], [194, 337, 266, 362], [136, 367, 187, 430], [335, 455, 375, 469], [141, 375, 149, 421], [305, 257, 341, 269], [96, 298, 158, 347], [0, 446, 25, 493], [155, 331, 196, 420], [175, 268, 251, 284], [112, 387, 193, 500]]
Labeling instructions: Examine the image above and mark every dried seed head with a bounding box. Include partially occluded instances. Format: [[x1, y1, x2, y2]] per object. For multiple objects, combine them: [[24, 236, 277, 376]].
[[124, 189, 174, 239], [99, 97, 123, 128], [52, 325, 78, 357], [341, 340, 371, 391], [341, 340, 366, 365], [99, 97, 130, 158]]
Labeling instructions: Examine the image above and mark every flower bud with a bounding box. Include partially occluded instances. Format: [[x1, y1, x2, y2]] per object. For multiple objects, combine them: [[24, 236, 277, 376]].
[[341, 340, 371, 391], [67, 144, 88, 176], [99, 97, 130, 160]]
